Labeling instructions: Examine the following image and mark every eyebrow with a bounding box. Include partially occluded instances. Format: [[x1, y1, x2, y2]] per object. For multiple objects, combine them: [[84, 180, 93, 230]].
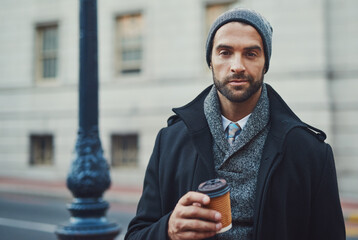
[[244, 45, 263, 52], [215, 44, 234, 51], [215, 44, 262, 52]]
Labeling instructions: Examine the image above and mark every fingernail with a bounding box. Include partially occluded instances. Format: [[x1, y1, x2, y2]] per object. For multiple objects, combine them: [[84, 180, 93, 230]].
[[203, 196, 210, 204], [216, 223, 222, 230], [215, 212, 221, 220]]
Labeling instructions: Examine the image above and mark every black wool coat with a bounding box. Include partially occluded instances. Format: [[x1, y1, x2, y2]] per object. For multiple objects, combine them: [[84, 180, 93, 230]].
[[125, 84, 345, 240]]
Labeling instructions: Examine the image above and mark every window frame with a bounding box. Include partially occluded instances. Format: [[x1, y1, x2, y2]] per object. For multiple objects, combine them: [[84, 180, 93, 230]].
[[115, 13, 144, 76], [35, 23, 59, 84], [29, 134, 54, 166], [111, 133, 139, 168]]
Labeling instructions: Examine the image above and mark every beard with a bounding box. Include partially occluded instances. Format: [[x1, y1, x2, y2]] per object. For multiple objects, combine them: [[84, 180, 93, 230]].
[[212, 69, 264, 103]]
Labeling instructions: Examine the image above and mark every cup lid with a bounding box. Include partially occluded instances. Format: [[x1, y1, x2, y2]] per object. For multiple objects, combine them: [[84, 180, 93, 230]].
[[197, 178, 230, 198]]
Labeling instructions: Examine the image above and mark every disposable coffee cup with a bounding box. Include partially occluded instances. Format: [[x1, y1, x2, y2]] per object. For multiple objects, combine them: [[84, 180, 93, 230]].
[[197, 178, 232, 233]]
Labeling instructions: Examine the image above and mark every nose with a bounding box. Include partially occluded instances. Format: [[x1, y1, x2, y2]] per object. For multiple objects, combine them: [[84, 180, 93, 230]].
[[230, 55, 245, 73]]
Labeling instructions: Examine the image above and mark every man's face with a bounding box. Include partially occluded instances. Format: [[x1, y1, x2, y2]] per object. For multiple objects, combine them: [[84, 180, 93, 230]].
[[211, 22, 266, 103]]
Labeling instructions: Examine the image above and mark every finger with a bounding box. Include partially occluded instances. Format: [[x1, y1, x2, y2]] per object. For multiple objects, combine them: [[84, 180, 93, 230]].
[[192, 202, 201, 207], [175, 218, 222, 233], [176, 230, 218, 240], [179, 191, 210, 206], [178, 205, 221, 223]]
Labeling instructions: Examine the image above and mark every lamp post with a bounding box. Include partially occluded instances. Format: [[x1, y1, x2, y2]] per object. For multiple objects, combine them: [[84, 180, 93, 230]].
[[55, 0, 120, 239]]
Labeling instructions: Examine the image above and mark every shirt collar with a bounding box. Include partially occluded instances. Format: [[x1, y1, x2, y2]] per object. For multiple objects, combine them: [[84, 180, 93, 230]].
[[222, 114, 251, 131]]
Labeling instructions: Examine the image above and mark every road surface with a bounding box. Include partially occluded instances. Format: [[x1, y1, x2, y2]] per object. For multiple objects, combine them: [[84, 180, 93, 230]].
[[0, 192, 135, 240]]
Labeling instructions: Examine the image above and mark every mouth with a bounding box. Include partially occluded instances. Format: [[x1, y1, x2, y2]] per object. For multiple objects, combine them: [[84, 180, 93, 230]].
[[228, 79, 248, 86]]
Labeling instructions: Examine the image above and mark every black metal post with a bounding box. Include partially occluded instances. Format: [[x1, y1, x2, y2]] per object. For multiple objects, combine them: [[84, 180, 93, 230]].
[[55, 0, 120, 239]]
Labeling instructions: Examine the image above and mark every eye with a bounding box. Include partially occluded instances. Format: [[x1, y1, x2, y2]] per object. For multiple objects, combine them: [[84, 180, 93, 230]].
[[246, 51, 258, 58], [219, 50, 231, 56]]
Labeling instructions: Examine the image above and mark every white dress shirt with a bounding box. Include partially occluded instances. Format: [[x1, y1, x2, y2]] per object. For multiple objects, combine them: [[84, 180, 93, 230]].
[[222, 114, 251, 132]]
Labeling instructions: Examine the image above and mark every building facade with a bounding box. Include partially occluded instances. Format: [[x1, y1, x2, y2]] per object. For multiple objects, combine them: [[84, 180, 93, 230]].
[[0, 0, 357, 197]]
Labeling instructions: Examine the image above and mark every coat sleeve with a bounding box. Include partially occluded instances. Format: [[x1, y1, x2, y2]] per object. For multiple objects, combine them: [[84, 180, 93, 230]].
[[309, 144, 346, 240], [124, 129, 171, 240]]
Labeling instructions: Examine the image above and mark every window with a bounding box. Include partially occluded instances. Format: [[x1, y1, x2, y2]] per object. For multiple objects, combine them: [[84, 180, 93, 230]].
[[30, 134, 54, 165], [111, 134, 138, 167], [204, 2, 232, 70], [205, 3, 231, 35], [35, 24, 58, 82], [116, 13, 143, 74]]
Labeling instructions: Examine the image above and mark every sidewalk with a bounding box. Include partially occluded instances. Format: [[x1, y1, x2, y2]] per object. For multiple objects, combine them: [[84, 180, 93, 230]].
[[0, 176, 358, 236], [0, 176, 142, 206]]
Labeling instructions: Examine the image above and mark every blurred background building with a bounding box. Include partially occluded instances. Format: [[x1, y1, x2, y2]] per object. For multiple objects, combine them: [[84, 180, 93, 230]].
[[0, 0, 357, 199]]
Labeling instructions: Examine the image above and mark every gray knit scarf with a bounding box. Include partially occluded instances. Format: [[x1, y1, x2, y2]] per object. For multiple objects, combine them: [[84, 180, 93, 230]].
[[204, 84, 270, 240]]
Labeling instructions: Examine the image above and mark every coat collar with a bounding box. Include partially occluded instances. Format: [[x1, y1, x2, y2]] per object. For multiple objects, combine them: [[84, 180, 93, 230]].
[[171, 83, 324, 149], [203, 84, 271, 166], [172, 85, 212, 133]]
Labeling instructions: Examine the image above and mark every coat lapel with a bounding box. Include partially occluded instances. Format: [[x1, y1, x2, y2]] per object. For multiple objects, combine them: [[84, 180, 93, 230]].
[[255, 84, 306, 199], [172, 86, 217, 189], [253, 84, 307, 239], [190, 126, 217, 188]]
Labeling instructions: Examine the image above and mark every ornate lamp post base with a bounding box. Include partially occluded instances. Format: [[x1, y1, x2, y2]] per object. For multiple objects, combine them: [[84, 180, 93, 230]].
[[56, 126, 120, 239], [56, 198, 120, 240], [57, 223, 119, 240]]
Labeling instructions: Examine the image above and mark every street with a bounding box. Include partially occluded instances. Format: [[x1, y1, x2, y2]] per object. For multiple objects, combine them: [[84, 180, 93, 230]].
[[0, 191, 357, 240], [0, 192, 135, 240]]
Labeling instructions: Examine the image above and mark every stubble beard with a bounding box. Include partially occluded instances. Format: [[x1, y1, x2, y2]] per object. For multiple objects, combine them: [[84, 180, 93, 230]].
[[212, 69, 264, 103]]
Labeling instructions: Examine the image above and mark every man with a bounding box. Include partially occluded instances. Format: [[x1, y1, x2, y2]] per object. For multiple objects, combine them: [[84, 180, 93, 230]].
[[125, 8, 345, 240]]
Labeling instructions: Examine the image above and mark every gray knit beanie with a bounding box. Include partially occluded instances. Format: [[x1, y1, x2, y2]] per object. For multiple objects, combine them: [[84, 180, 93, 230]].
[[206, 8, 273, 73]]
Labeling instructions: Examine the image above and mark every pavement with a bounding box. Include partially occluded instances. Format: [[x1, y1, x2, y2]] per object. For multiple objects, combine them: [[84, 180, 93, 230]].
[[0, 176, 358, 237], [0, 176, 142, 206]]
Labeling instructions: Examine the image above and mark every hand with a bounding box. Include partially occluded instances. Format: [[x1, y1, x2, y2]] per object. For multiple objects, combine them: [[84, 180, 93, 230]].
[[168, 191, 222, 240]]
